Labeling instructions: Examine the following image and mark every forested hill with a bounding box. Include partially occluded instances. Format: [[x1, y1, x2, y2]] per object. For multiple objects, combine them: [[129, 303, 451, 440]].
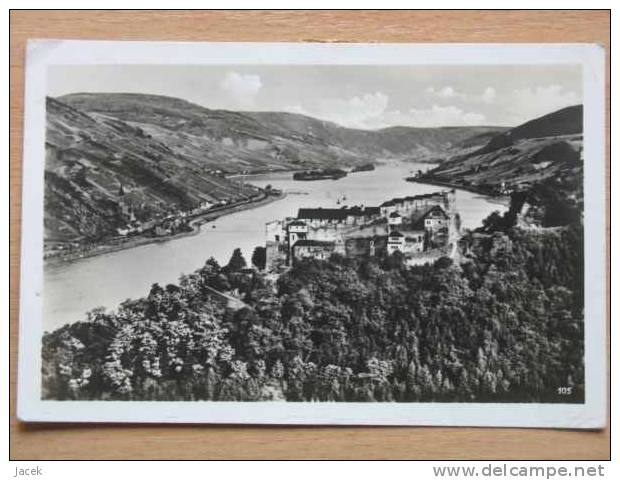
[[421, 105, 583, 197]]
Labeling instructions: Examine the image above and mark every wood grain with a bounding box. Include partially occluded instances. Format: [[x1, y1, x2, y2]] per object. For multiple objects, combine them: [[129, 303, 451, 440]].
[[9, 9, 610, 460]]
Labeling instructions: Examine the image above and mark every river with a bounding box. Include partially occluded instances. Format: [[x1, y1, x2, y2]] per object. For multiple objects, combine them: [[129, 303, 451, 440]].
[[43, 161, 508, 332]]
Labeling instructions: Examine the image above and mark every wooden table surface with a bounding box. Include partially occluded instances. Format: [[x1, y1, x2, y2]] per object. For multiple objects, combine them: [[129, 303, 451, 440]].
[[9, 9, 610, 460]]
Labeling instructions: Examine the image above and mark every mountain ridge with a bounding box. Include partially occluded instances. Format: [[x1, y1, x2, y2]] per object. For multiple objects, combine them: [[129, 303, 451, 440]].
[[58, 92, 507, 167]]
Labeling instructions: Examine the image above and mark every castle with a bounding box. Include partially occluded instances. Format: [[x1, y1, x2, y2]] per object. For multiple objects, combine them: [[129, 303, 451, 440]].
[[265, 189, 458, 270]]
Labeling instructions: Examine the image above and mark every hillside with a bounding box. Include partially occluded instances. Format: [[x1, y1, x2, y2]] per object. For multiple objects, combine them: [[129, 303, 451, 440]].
[[59, 93, 505, 168], [473, 105, 582, 156], [419, 105, 583, 197], [45, 97, 258, 243], [246, 111, 507, 162]]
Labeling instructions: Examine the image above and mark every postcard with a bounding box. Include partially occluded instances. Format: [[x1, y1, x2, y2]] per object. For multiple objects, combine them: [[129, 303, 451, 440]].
[[17, 41, 606, 426]]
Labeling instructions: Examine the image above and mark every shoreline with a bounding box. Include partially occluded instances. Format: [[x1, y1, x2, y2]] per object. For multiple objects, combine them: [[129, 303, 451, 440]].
[[410, 177, 510, 206], [43, 169, 506, 269], [45, 192, 287, 268]]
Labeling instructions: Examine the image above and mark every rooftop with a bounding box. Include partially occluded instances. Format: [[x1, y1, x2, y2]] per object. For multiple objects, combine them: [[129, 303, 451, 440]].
[[297, 206, 380, 221], [410, 205, 449, 229], [298, 208, 347, 221], [380, 192, 446, 207], [288, 220, 307, 227], [293, 239, 335, 248]]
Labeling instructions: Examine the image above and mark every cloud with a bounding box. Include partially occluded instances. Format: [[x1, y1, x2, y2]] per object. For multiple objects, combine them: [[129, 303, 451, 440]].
[[438, 86, 458, 98], [281, 93, 486, 129], [510, 85, 579, 120], [220, 71, 262, 108], [405, 105, 486, 127], [353, 104, 486, 129], [426, 86, 464, 99], [482, 87, 497, 103], [317, 92, 389, 128]]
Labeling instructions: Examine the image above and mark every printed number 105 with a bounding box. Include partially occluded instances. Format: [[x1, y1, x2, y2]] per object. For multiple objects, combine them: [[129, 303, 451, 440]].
[[557, 387, 573, 395]]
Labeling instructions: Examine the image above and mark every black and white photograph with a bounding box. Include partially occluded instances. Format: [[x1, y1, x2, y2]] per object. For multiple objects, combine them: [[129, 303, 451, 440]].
[[17, 41, 606, 426]]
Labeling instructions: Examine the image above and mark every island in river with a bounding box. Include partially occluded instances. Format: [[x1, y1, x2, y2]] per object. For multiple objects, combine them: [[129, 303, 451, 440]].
[[351, 163, 376, 172], [292, 168, 348, 181]]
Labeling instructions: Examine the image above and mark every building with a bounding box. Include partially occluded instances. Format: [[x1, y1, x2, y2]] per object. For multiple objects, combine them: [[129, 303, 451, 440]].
[[117, 183, 136, 223], [388, 211, 402, 229], [379, 191, 454, 217], [287, 220, 308, 254], [292, 239, 336, 262], [421, 205, 449, 232], [403, 232, 425, 254], [265, 219, 289, 271], [387, 230, 405, 254], [263, 189, 458, 271], [344, 236, 385, 258], [297, 206, 380, 227]]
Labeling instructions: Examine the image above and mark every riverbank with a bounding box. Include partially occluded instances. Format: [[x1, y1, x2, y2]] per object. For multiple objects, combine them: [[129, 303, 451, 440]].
[[45, 192, 287, 267], [409, 177, 510, 206], [225, 168, 300, 180]]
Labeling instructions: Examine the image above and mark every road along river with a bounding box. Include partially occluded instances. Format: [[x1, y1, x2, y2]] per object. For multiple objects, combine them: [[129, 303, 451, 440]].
[[43, 161, 508, 331]]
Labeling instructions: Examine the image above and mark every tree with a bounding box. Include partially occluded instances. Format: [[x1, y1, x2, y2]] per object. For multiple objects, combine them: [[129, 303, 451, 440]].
[[148, 283, 164, 299], [41, 215, 585, 404], [226, 248, 247, 272], [435, 256, 453, 270], [203, 257, 221, 273], [251, 246, 267, 270]]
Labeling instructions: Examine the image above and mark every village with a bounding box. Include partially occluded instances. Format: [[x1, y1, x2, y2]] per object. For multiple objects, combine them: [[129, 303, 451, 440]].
[[43, 180, 284, 263], [264, 188, 460, 271]]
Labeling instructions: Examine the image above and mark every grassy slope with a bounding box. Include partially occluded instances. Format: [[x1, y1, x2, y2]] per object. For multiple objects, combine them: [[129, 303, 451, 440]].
[[45, 97, 257, 243], [422, 105, 583, 194]]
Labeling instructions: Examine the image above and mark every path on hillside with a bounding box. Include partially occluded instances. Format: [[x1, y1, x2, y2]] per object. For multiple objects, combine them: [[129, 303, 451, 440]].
[[203, 284, 247, 310]]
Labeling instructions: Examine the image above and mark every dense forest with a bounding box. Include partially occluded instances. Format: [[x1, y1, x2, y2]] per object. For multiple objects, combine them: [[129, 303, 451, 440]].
[[41, 193, 584, 403]]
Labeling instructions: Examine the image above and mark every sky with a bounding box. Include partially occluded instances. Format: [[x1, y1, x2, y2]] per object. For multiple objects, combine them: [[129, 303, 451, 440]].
[[48, 64, 582, 130]]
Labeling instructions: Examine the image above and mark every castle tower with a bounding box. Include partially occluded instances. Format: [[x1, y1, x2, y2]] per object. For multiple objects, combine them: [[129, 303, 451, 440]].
[[287, 220, 308, 264], [265, 220, 287, 271]]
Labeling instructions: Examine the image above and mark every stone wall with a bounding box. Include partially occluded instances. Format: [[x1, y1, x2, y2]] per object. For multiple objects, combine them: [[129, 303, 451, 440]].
[[405, 246, 450, 267]]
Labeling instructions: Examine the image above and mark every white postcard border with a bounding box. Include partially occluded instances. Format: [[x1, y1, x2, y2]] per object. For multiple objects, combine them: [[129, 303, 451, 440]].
[[17, 41, 607, 427]]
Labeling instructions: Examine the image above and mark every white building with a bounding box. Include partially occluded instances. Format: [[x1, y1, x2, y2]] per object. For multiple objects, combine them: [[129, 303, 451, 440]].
[[387, 230, 405, 254]]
